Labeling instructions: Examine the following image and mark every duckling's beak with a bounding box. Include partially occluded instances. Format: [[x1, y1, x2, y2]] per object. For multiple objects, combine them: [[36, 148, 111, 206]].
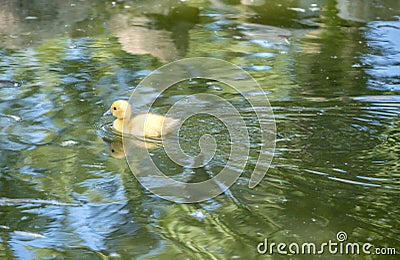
[[103, 110, 112, 117]]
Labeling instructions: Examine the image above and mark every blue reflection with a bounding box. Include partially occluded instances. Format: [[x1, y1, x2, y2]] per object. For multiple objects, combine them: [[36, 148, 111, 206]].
[[363, 19, 400, 90]]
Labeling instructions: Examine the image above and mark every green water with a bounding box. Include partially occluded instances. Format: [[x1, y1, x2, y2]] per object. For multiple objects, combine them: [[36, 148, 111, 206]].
[[0, 0, 399, 259]]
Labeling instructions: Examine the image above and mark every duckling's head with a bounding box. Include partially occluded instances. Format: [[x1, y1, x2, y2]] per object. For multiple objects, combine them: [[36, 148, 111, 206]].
[[103, 100, 130, 119]]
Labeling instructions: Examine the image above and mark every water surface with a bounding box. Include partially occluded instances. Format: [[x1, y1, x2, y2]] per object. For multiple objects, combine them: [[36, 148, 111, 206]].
[[0, 0, 399, 259]]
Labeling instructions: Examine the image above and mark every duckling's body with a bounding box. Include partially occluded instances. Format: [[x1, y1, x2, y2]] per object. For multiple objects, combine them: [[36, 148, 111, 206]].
[[104, 100, 179, 138]]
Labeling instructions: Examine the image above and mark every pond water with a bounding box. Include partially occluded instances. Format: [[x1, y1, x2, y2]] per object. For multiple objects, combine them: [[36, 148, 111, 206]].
[[0, 0, 399, 259]]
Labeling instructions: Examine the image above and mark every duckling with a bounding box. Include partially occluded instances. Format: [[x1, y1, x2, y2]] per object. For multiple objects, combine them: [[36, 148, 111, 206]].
[[103, 100, 179, 138]]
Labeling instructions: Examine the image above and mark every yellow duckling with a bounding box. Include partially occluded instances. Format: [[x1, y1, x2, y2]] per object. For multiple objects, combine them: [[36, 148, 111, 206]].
[[103, 100, 179, 138]]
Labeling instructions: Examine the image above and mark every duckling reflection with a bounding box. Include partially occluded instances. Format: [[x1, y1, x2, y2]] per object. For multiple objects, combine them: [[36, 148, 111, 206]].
[[103, 100, 179, 138], [103, 136, 161, 159], [104, 137, 125, 159]]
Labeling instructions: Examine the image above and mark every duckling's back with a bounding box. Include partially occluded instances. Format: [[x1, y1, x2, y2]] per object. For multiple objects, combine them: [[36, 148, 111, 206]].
[[128, 113, 179, 137]]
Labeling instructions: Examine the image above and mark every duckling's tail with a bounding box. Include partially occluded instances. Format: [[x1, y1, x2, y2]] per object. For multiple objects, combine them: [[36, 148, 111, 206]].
[[162, 118, 180, 135]]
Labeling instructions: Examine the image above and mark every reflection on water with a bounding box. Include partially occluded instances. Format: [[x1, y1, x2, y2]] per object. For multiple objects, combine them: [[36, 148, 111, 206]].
[[0, 0, 399, 258], [363, 20, 400, 90]]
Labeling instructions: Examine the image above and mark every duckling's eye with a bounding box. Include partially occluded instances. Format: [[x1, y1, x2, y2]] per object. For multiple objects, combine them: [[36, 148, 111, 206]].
[[111, 149, 115, 153], [113, 107, 117, 111]]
